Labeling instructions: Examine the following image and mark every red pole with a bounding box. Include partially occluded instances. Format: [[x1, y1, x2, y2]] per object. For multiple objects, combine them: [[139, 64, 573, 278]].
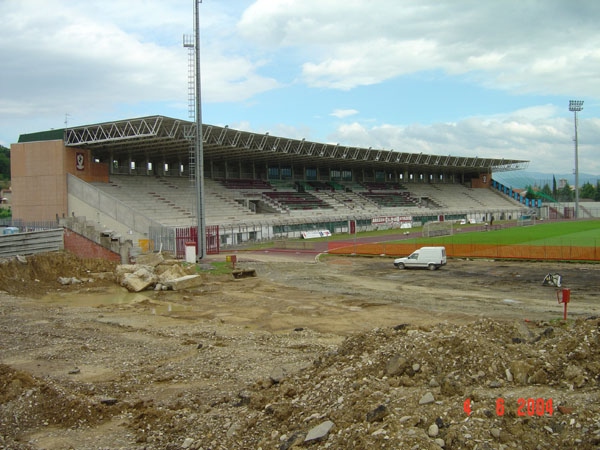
[[559, 288, 571, 321]]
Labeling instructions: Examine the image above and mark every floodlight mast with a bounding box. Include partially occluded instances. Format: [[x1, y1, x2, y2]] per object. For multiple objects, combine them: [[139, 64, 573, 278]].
[[193, 0, 205, 260], [568, 100, 583, 219]]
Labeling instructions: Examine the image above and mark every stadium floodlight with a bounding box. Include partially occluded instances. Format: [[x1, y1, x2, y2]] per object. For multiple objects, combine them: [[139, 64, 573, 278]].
[[568, 100, 583, 219], [192, 0, 205, 260], [569, 100, 584, 111]]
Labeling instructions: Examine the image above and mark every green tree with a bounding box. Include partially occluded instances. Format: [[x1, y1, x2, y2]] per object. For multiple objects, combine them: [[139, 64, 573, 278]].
[[0, 145, 9, 180], [541, 183, 552, 198], [558, 182, 573, 202], [524, 186, 539, 200], [580, 182, 596, 199], [595, 181, 600, 201]]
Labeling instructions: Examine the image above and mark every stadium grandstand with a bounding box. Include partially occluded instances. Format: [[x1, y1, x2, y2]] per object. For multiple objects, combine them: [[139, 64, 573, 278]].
[[11, 115, 533, 259]]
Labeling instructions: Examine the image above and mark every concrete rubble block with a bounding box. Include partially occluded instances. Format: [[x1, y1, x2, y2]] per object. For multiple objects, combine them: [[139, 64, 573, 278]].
[[135, 252, 164, 267], [115, 264, 138, 278], [181, 438, 194, 449], [269, 366, 288, 384], [156, 264, 188, 283], [509, 360, 535, 385], [304, 420, 335, 443], [564, 364, 585, 387], [89, 272, 115, 281], [121, 267, 157, 292], [159, 258, 181, 266], [419, 392, 435, 405], [386, 355, 409, 376], [232, 268, 257, 278], [162, 274, 203, 291], [57, 276, 83, 285]]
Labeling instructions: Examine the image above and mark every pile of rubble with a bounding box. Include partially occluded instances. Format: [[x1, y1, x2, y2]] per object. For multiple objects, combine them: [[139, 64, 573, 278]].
[[157, 317, 600, 449], [116, 252, 203, 292], [0, 252, 598, 449], [1, 314, 598, 449]]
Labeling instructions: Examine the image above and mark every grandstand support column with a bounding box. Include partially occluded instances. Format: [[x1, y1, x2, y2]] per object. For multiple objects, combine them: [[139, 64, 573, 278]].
[[193, 0, 206, 260]]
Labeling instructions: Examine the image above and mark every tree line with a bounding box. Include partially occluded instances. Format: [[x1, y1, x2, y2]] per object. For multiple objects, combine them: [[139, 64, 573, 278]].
[[526, 176, 600, 202], [0, 145, 10, 218], [0, 145, 9, 182]]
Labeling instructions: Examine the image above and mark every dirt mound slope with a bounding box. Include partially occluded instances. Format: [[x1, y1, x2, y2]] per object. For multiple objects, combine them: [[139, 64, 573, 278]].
[[0, 252, 598, 449], [1, 317, 598, 449], [237, 318, 600, 449], [0, 252, 117, 296]]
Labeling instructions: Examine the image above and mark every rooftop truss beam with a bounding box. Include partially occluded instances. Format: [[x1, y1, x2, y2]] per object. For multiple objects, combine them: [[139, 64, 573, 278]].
[[57, 115, 528, 173]]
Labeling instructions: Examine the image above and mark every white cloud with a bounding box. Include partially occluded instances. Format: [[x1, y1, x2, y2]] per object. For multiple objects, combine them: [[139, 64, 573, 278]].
[[1, 2, 185, 119], [330, 109, 358, 119], [327, 114, 600, 175], [0, 0, 278, 129], [238, 0, 600, 97], [1, 0, 599, 180], [200, 51, 281, 103]]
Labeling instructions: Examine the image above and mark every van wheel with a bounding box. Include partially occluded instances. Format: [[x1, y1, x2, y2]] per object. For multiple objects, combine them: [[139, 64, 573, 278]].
[[428, 264, 436, 271], [396, 263, 405, 269]]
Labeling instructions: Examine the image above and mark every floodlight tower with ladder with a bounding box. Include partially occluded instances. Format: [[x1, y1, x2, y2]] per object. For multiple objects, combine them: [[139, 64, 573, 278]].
[[183, 0, 205, 260], [568, 100, 583, 219]]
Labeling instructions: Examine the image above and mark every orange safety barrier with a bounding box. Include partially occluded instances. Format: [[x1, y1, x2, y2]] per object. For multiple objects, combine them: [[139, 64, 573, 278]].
[[327, 242, 600, 261]]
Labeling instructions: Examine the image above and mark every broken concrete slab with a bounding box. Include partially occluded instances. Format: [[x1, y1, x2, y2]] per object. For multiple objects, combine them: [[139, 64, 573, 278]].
[[156, 264, 189, 282], [162, 274, 203, 291], [120, 267, 157, 292], [135, 252, 164, 268], [232, 268, 257, 279]]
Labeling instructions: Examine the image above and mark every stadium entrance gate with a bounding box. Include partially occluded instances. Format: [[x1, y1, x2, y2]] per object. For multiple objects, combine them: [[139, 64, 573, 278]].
[[206, 225, 220, 255], [150, 225, 220, 259]]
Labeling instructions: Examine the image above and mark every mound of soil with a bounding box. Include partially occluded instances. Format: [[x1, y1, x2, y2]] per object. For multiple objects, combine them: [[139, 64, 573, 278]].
[[0, 252, 117, 296], [0, 252, 598, 449]]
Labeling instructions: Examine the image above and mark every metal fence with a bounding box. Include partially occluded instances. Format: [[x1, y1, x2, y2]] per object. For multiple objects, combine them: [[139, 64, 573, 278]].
[[144, 206, 529, 255], [0, 219, 60, 231], [327, 241, 600, 262]]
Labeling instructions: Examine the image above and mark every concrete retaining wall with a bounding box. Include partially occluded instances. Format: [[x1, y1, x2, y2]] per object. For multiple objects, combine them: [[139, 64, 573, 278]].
[[60, 216, 133, 263], [0, 229, 64, 257], [63, 228, 122, 262]]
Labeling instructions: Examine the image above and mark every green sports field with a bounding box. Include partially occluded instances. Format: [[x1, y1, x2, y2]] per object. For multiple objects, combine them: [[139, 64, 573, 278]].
[[405, 220, 600, 247]]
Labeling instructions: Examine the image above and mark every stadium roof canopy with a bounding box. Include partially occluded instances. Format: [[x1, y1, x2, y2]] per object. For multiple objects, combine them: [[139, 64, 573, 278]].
[[19, 115, 528, 174]]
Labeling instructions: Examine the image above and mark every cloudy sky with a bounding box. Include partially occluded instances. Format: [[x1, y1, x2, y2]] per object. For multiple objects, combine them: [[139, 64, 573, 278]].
[[2, 0, 599, 184]]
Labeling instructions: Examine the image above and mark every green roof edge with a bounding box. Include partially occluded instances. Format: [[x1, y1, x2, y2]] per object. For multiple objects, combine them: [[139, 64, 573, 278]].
[[18, 129, 65, 143]]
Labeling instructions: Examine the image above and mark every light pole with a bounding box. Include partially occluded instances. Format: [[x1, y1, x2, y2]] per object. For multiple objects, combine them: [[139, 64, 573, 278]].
[[192, 0, 205, 260], [568, 100, 583, 219]]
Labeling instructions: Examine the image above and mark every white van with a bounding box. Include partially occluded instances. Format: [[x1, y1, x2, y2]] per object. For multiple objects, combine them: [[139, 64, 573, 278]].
[[393, 246, 447, 270]]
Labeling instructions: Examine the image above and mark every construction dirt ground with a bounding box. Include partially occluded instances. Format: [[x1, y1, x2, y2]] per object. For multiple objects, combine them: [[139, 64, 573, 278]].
[[0, 250, 599, 449]]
